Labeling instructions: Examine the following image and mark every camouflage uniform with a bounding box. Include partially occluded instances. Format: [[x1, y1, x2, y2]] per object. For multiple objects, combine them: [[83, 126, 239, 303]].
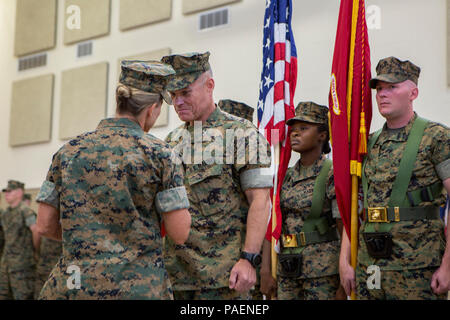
[[357, 57, 450, 300], [0, 181, 37, 300], [34, 237, 62, 299], [36, 61, 189, 300], [218, 100, 264, 300], [162, 52, 273, 300], [277, 102, 340, 300], [218, 100, 255, 122]]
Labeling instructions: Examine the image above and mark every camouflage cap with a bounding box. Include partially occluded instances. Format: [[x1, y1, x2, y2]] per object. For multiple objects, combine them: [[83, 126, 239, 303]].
[[218, 99, 254, 122], [286, 101, 329, 126], [161, 52, 211, 92], [2, 180, 25, 192], [119, 60, 175, 104], [23, 193, 31, 201], [369, 56, 421, 89]]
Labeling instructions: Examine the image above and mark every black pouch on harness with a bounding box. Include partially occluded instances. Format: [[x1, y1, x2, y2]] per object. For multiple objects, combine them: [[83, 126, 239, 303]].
[[363, 232, 393, 259], [278, 254, 302, 278]]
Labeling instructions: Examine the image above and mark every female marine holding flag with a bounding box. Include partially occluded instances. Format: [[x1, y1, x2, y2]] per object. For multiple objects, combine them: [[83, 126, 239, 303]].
[[269, 101, 343, 300]]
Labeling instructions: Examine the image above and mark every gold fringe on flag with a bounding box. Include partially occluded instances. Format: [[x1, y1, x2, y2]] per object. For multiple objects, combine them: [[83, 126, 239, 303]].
[[359, 111, 367, 155]]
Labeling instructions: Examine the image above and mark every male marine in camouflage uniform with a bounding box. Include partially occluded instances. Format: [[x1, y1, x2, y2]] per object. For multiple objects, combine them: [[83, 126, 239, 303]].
[[162, 52, 273, 299], [218, 99, 254, 122], [34, 236, 62, 299], [0, 180, 38, 300], [340, 57, 450, 300], [219, 99, 267, 300], [23, 194, 32, 207], [35, 61, 191, 299]]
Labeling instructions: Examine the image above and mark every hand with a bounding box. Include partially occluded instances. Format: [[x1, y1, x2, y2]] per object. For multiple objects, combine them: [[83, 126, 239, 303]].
[[260, 269, 277, 299], [229, 259, 256, 293], [335, 284, 347, 300], [431, 264, 450, 295], [339, 261, 356, 297]]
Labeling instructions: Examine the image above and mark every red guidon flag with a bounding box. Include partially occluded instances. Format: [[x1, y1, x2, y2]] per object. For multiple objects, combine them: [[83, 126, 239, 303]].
[[328, 0, 372, 239]]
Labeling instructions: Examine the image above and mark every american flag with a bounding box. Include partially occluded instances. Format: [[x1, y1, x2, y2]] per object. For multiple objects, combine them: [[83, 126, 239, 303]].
[[257, 0, 297, 244]]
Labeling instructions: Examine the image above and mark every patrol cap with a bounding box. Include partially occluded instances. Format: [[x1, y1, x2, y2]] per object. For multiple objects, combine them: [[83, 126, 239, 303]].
[[119, 60, 175, 105], [218, 99, 254, 122], [2, 180, 25, 192], [161, 52, 211, 92], [369, 56, 421, 89], [286, 101, 329, 126], [23, 193, 31, 201]]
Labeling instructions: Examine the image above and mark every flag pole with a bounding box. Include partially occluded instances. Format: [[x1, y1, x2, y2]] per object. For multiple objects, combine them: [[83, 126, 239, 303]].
[[350, 174, 359, 300], [348, 0, 360, 300]]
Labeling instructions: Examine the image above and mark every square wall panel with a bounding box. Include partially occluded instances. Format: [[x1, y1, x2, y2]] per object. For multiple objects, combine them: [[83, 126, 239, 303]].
[[120, 0, 172, 31], [182, 0, 241, 15], [60, 63, 109, 140], [64, 0, 111, 45], [14, 0, 57, 56], [117, 48, 172, 128], [9, 74, 54, 147]]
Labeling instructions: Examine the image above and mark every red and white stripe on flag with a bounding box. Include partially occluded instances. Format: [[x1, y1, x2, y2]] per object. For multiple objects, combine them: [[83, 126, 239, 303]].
[[258, 0, 297, 246]]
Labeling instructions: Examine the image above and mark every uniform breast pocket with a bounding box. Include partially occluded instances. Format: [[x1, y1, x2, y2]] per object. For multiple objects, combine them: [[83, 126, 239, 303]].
[[186, 164, 234, 217]]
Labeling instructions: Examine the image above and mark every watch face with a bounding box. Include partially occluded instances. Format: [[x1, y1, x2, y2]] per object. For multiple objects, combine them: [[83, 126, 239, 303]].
[[253, 254, 262, 267]]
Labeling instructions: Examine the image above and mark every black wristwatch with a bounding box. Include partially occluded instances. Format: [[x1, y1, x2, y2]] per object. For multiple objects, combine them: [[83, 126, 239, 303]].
[[240, 251, 262, 268]]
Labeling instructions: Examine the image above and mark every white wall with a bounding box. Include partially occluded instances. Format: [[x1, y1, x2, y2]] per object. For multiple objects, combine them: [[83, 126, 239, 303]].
[[0, 0, 449, 189]]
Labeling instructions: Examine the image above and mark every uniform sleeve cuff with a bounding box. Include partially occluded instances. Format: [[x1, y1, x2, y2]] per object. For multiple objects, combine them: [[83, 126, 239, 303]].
[[36, 180, 60, 210], [155, 186, 190, 214], [332, 199, 341, 219], [25, 215, 36, 227], [436, 158, 450, 181], [240, 168, 274, 191]]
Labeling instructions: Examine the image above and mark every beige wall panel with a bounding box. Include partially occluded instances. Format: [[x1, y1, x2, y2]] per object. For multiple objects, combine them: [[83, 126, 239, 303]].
[[120, 0, 172, 31], [14, 0, 57, 56], [60, 63, 109, 140], [183, 0, 241, 14], [64, 0, 111, 45], [9, 75, 54, 147], [117, 48, 171, 128]]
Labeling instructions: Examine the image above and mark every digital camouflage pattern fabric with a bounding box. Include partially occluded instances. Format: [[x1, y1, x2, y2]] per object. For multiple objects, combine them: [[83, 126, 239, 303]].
[[0, 203, 36, 300], [278, 274, 340, 300], [286, 102, 329, 126], [277, 155, 340, 299], [2, 180, 25, 192], [358, 114, 450, 271], [356, 265, 447, 300], [218, 99, 254, 122], [161, 52, 211, 92], [119, 60, 175, 105], [164, 106, 272, 292], [34, 237, 62, 299], [369, 56, 421, 88], [36, 118, 189, 300]]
